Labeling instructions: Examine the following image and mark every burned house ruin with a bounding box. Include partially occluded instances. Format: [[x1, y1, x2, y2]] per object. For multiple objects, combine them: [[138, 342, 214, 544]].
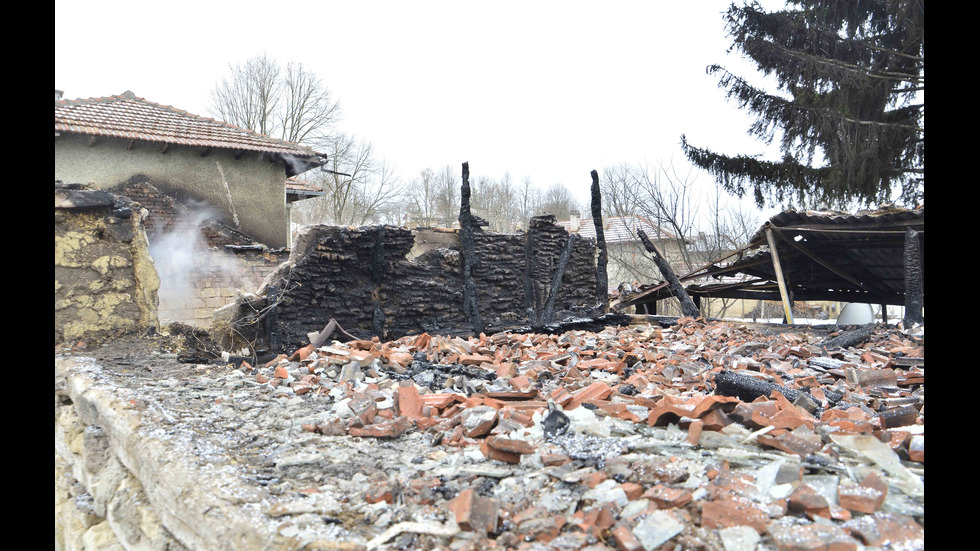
[[223, 213, 602, 355]]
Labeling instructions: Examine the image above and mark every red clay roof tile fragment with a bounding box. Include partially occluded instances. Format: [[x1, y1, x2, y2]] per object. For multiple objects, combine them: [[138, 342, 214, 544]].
[[837, 472, 887, 514], [701, 496, 770, 533], [447, 488, 499, 535]]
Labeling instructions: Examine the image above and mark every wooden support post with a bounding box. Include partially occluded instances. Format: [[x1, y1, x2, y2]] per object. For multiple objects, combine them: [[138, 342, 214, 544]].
[[590, 170, 609, 312], [765, 226, 795, 324], [903, 228, 923, 326], [458, 162, 484, 335], [637, 229, 700, 318]]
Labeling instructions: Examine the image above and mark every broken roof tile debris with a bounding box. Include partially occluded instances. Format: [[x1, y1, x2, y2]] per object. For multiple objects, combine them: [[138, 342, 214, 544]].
[[131, 315, 920, 549]]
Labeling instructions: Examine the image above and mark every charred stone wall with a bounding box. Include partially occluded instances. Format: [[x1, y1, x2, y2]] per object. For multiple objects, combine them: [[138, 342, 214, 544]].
[[229, 216, 599, 353], [55, 183, 160, 346]]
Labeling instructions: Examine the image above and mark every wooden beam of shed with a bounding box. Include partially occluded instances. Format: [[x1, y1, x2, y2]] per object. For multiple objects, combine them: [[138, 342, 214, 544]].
[[126, 140, 135, 150], [637, 229, 700, 318], [765, 226, 794, 324], [769, 227, 868, 291], [88, 136, 97, 147], [200, 148, 212, 157], [161, 143, 170, 154]]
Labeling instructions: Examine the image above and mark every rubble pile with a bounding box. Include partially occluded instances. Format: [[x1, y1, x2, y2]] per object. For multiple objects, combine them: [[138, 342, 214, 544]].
[[234, 317, 923, 549]]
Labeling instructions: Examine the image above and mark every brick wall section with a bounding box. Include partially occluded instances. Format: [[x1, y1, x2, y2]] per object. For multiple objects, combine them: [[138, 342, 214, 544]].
[[116, 179, 284, 328], [119, 179, 183, 236], [157, 248, 287, 328], [229, 216, 599, 353]]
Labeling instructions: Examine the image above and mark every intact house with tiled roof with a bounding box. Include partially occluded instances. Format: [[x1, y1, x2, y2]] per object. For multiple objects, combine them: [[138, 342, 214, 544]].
[[55, 90, 325, 249], [55, 90, 327, 328]]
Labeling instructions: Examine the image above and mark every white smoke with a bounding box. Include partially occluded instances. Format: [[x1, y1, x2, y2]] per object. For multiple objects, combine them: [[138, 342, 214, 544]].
[[148, 201, 242, 324]]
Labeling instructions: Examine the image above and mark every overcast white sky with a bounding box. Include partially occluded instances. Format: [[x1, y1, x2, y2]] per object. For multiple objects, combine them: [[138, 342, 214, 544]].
[[55, 0, 786, 219]]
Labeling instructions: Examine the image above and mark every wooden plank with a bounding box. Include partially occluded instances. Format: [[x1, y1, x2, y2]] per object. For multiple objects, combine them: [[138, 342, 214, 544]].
[[765, 226, 795, 324]]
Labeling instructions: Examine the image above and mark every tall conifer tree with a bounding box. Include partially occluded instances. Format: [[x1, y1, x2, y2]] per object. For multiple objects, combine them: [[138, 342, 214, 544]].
[[682, 0, 924, 208]]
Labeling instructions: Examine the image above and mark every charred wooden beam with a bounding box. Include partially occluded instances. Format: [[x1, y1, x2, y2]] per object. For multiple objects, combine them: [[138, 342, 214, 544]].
[[590, 170, 608, 312], [714, 369, 844, 407], [200, 148, 213, 158], [458, 161, 484, 335], [523, 227, 539, 326], [265, 285, 281, 353], [820, 323, 875, 350], [308, 318, 358, 348], [542, 233, 579, 324], [903, 228, 923, 326], [372, 226, 387, 339], [637, 229, 700, 318]]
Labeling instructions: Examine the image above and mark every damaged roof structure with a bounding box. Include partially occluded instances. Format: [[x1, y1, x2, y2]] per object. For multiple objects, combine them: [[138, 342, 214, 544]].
[[618, 206, 925, 325]]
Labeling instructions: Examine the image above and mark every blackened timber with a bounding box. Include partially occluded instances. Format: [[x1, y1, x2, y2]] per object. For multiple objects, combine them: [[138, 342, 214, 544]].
[[523, 229, 539, 326], [637, 229, 700, 318], [903, 228, 923, 326], [820, 323, 875, 351], [714, 369, 844, 408], [308, 319, 358, 348], [542, 233, 579, 324], [265, 285, 281, 353], [372, 226, 387, 338], [590, 170, 608, 312], [458, 162, 484, 335]]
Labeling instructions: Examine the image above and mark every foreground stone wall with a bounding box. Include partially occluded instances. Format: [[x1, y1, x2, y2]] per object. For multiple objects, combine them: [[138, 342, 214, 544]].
[[228, 215, 600, 353], [55, 183, 160, 346]]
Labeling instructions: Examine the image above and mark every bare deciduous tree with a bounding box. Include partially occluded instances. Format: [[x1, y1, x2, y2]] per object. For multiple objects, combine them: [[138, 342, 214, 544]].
[[405, 168, 438, 227], [518, 176, 540, 230], [434, 164, 460, 228], [209, 53, 341, 148], [537, 182, 579, 220], [292, 134, 403, 226], [600, 159, 762, 317]]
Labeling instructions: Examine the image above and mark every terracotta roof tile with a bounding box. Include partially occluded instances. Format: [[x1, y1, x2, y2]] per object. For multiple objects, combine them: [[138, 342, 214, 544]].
[[557, 215, 677, 244], [55, 90, 323, 162]]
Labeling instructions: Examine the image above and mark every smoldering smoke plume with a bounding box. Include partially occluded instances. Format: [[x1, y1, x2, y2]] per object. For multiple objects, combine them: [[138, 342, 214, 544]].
[[149, 201, 241, 324]]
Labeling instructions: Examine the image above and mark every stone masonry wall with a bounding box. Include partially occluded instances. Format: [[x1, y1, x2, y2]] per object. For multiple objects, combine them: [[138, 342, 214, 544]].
[[55, 183, 160, 346], [228, 215, 599, 354]]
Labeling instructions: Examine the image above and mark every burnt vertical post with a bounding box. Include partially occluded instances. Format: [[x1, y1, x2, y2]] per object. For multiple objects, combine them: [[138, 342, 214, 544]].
[[590, 170, 608, 312], [458, 161, 484, 335], [371, 226, 386, 339], [542, 233, 579, 324], [903, 227, 923, 326], [264, 284, 281, 353]]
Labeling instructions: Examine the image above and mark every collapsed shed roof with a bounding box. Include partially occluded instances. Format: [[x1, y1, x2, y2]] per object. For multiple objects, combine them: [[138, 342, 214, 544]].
[[619, 205, 925, 309]]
